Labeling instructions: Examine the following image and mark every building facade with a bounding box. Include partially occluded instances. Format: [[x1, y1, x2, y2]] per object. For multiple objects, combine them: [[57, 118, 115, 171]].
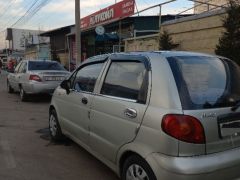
[[194, 0, 228, 13], [40, 25, 74, 68], [5, 28, 50, 60]]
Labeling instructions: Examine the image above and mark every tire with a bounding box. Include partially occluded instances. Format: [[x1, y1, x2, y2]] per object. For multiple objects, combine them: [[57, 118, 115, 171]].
[[122, 155, 157, 180], [7, 81, 14, 93], [19, 86, 28, 102], [49, 109, 63, 141]]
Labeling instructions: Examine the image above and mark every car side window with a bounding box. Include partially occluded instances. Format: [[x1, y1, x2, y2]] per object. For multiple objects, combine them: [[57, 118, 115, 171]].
[[101, 61, 148, 102], [73, 63, 104, 93]]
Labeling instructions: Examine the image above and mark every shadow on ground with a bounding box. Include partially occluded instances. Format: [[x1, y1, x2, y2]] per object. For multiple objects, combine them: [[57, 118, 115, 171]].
[[36, 127, 73, 146]]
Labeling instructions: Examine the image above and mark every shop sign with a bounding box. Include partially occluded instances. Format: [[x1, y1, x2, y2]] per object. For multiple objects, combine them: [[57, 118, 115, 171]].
[[81, 0, 135, 30]]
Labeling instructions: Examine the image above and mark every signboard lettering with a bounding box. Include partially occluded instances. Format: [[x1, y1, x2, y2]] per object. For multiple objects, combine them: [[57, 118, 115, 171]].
[[90, 8, 114, 26], [81, 0, 135, 30]]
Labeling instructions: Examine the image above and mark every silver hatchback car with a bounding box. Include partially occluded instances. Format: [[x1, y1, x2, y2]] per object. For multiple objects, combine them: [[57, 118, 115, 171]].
[[49, 51, 240, 180], [7, 60, 70, 101]]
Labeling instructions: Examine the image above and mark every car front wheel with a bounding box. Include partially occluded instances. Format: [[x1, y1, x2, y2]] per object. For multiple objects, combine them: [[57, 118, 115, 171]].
[[7, 81, 14, 93], [49, 109, 63, 141], [122, 155, 156, 180], [19, 87, 28, 101]]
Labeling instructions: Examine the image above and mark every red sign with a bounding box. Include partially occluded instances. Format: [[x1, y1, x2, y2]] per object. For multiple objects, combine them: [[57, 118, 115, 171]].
[[81, 0, 135, 30]]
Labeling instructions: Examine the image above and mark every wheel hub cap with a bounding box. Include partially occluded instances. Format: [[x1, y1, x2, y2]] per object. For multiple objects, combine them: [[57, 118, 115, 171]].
[[126, 164, 149, 180], [20, 89, 23, 98], [49, 115, 57, 136]]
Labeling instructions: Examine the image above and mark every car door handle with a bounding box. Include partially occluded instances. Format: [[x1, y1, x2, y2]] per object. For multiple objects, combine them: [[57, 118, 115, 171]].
[[82, 97, 88, 105], [124, 108, 137, 118]]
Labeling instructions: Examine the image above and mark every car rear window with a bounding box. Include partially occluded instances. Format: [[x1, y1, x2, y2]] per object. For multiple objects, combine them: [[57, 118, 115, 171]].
[[28, 61, 65, 71], [168, 56, 240, 110]]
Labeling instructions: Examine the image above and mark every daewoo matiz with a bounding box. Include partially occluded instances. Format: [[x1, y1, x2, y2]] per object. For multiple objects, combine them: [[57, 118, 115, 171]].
[[49, 51, 240, 180]]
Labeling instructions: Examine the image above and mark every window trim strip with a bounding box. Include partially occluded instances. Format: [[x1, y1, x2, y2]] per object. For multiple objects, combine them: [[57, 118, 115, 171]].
[[95, 93, 137, 103]]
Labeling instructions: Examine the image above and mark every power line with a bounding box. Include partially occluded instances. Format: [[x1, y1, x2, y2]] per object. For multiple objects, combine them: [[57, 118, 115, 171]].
[[0, 0, 15, 18], [0, 0, 33, 30], [10, 0, 41, 27], [30, 1, 68, 28], [21, 0, 52, 26]]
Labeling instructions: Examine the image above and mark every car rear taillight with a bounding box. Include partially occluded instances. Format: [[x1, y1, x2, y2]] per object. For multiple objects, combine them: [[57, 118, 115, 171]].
[[161, 114, 205, 144], [29, 75, 42, 82]]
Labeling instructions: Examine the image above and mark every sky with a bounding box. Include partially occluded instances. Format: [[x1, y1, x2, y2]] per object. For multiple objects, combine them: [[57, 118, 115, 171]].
[[0, 0, 194, 49]]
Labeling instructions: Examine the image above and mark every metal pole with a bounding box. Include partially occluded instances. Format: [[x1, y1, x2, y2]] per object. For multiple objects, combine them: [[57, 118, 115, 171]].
[[66, 35, 70, 71], [159, 5, 162, 50], [118, 20, 122, 52], [159, 5, 162, 30], [134, 0, 176, 15], [188, 0, 225, 8], [75, 0, 81, 66]]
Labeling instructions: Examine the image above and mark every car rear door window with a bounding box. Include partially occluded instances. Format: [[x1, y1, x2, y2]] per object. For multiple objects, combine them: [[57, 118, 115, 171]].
[[101, 61, 147, 102], [73, 63, 104, 93]]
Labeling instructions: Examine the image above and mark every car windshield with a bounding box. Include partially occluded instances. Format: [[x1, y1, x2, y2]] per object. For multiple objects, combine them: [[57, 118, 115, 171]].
[[167, 56, 240, 110], [28, 61, 65, 71]]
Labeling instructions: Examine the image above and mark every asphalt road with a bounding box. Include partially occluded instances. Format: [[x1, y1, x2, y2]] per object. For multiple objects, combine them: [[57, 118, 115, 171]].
[[0, 71, 119, 180]]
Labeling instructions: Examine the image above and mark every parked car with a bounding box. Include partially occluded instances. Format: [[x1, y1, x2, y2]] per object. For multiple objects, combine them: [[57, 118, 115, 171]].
[[49, 51, 240, 180], [7, 60, 70, 101]]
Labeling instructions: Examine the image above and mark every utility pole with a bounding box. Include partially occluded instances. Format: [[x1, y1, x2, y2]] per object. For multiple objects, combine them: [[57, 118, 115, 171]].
[[75, 0, 81, 66]]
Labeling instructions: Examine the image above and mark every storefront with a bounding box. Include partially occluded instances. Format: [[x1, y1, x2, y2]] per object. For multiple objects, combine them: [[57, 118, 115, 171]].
[[68, 0, 136, 65]]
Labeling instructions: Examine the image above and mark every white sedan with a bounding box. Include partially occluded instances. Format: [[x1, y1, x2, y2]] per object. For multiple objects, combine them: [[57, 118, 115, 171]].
[[7, 60, 70, 101]]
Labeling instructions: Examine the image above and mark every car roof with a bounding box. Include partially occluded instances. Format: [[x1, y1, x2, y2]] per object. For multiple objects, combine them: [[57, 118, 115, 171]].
[[82, 51, 220, 65], [126, 51, 218, 58]]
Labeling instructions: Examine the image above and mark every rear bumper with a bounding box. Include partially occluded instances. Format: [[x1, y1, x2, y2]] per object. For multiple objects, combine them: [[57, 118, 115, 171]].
[[146, 147, 240, 180], [23, 82, 60, 94]]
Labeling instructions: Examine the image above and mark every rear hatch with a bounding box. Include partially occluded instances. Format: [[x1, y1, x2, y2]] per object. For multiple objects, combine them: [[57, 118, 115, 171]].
[[168, 55, 240, 154]]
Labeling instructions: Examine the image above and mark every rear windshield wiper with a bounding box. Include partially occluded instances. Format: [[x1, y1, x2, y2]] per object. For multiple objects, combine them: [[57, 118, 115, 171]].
[[231, 99, 240, 111]]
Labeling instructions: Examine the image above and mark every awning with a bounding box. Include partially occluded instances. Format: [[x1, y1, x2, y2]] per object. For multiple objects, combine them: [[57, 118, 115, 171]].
[[96, 33, 119, 42]]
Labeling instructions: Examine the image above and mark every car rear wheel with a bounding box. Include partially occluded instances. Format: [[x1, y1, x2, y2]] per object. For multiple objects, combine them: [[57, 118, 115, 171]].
[[19, 87, 28, 102], [122, 155, 156, 180], [49, 109, 63, 141], [7, 81, 14, 93]]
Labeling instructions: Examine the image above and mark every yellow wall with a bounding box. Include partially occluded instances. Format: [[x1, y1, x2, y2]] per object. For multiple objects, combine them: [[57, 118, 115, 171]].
[[124, 10, 226, 55], [125, 34, 159, 52], [194, 0, 228, 14], [162, 11, 226, 54]]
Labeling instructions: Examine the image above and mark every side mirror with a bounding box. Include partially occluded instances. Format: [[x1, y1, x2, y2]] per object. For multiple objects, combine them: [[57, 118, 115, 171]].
[[60, 80, 70, 94]]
